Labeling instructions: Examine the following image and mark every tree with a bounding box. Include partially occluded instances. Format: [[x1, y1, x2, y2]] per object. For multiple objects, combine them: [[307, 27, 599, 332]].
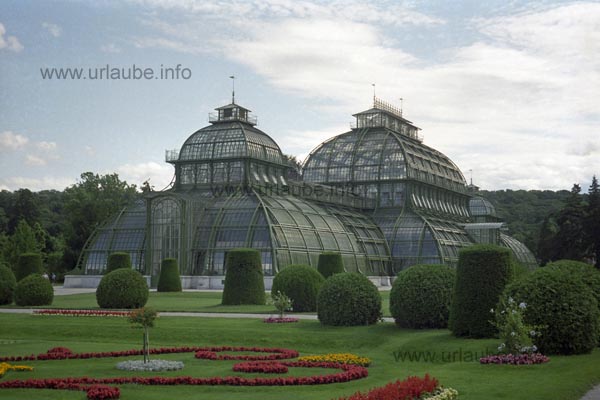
[[587, 176, 600, 268], [62, 172, 138, 270], [552, 184, 588, 261], [2, 220, 43, 269], [128, 307, 158, 364], [537, 216, 558, 266], [8, 189, 40, 234]]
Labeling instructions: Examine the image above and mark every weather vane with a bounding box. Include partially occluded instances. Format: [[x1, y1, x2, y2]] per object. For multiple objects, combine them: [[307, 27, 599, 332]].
[[229, 75, 235, 104]]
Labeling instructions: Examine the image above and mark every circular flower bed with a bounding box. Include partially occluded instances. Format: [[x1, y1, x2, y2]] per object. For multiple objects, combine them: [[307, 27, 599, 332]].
[[194, 346, 299, 361], [116, 360, 184, 372], [232, 361, 288, 374], [479, 353, 550, 365]]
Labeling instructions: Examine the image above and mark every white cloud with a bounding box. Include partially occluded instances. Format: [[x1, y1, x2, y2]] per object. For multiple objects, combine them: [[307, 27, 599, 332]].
[[115, 161, 174, 189], [36, 141, 57, 151], [0, 131, 29, 150], [25, 154, 47, 166], [42, 22, 62, 38], [0, 22, 24, 52], [100, 43, 122, 53]]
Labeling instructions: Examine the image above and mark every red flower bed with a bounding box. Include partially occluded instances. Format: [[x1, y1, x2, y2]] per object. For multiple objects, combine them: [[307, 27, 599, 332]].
[[336, 374, 438, 400], [263, 317, 299, 323], [233, 362, 289, 374], [34, 309, 130, 317], [194, 346, 299, 361], [86, 384, 120, 400], [479, 353, 550, 365]]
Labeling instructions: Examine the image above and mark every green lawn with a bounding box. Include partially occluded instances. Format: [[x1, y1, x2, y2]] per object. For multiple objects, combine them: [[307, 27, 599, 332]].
[[0, 313, 599, 400], [2, 290, 393, 317]]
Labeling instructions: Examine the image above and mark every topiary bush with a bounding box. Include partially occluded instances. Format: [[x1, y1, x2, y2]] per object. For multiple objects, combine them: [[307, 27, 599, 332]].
[[545, 260, 600, 309], [317, 272, 381, 326], [106, 252, 132, 274], [16, 253, 44, 281], [96, 269, 149, 309], [221, 248, 265, 305], [389, 264, 455, 329], [504, 267, 600, 355], [15, 274, 54, 306], [0, 264, 17, 305], [317, 252, 344, 278], [157, 258, 182, 292], [449, 244, 513, 338], [271, 264, 325, 312]]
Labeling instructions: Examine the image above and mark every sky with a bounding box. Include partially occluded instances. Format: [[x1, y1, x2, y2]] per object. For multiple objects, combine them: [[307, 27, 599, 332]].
[[0, 0, 598, 192]]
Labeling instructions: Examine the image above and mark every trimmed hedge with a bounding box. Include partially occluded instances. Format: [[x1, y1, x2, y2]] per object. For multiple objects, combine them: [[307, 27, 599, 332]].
[[271, 264, 325, 312], [222, 248, 265, 305], [15, 274, 53, 306], [106, 252, 132, 274], [0, 264, 17, 305], [545, 260, 600, 309], [390, 264, 455, 329], [317, 272, 381, 326], [504, 267, 600, 355], [96, 269, 149, 309], [449, 244, 513, 338], [317, 252, 344, 278], [157, 258, 182, 292], [16, 253, 44, 281]]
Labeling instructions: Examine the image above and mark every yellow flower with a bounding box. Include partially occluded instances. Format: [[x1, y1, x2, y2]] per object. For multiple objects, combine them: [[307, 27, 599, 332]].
[[0, 362, 34, 378], [298, 353, 371, 366]]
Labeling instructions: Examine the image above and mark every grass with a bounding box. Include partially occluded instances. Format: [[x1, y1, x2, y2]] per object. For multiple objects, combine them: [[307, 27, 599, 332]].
[[0, 312, 599, 400], [2, 290, 393, 317]]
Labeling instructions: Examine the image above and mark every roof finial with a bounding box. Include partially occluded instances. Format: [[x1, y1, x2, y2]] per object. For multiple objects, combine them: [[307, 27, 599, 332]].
[[469, 169, 473, 186], [399, 97, 403, 117], [372, 83, 376, 105], [229, 75, 235, 104]]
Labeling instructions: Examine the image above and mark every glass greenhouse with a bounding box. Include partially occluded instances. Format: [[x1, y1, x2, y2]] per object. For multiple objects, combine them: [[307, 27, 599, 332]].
[[77, 97, 537, 287]]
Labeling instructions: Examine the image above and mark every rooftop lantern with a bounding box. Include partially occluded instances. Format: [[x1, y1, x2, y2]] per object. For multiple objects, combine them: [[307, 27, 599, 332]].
[[352, 96, 422, 142]]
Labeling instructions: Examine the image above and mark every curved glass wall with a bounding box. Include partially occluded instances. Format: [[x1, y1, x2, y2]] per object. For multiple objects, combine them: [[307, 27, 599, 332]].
[[79, 199, 146, 274], [500, 233, 538, 270]]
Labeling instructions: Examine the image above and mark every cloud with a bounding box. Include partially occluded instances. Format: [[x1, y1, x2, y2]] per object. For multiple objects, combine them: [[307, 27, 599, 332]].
[[25, 154, 47, 166], [0, 131, 29, 150], [114, 162, 174, 189], [0, 22, 24, 52], [42, 22, 62, 37], [36, 141, 58, 151], [100, 43, 122, 53]]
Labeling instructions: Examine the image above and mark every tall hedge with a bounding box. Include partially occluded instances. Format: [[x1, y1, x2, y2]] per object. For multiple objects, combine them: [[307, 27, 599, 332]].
[[504, 267, 600, 355], [16, 253, 44, 281], [15, 274, 54, 306], [221, 248, 265, 305], [106, 252, 132, 274], [271, 264, 325, 312], [96, 269, 149, 309], [390, 264, 455, 329], [0, 265, 17, 305], [449, 244, 513, 338], [157, 258, 182, 292], [317, 252, 344, 278], [317, 273, 381, 326]]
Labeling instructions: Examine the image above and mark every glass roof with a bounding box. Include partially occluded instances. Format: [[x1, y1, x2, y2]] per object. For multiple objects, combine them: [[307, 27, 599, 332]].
[[469, 196, 497, 217], [500, 233, 538, 271], [303, 127, 467, 192]]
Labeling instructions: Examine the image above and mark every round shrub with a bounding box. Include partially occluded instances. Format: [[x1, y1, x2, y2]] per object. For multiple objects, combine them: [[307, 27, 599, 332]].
[[157, 258, 182, 292], [317, 272, 381, 326], [545, 260, 600, 309], [16, 253, 43, 281], [0, 264, 17, 305], [106, 252, 132, 274], [271, 264, 325, 312], [390, 264, 455, 329], [15, 274, 53, 306], [317, 252, 344, 278], [222, 248, 265, 305], [504, 267, 600, 355], [449, 244, 513, 338], [96, 269, 149, 309]]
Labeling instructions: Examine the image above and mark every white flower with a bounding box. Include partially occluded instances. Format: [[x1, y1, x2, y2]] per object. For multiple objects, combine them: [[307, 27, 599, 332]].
[[510, 331, 516, 337], [530, 330, 537, 337], [519, 302, 527, 309], [490, 308, 494, 313], [532, 345, 538, 352], [508, 297, 514, 304]]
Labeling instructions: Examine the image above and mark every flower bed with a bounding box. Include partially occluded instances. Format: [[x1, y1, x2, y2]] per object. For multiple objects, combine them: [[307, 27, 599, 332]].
[[263, 317, 299, 323], [424, 387, 459, 400], [0, 362, 33, 378], [86, 385, 120, 400], [336, 374, 440, 400], [298, 353, 371, 367], [232, 361, 289, 374], [479, 353, 550, 365], [194, 346, 299, 361], [34, 309, 131, 317], [116, 360, 184, 372]]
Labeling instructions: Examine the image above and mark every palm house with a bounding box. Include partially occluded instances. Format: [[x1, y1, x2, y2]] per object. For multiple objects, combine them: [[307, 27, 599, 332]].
[[70, 96, 536, 288]]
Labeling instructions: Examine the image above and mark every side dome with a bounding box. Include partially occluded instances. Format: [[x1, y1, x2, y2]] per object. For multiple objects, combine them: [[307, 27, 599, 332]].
[[166, 103, 288, 188], [469, 196, 497, 218]]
